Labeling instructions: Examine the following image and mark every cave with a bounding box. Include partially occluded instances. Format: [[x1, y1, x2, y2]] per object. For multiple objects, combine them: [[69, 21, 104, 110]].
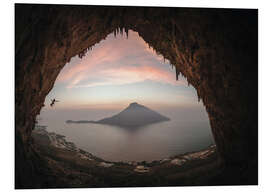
[[15, 4, 258, 188]]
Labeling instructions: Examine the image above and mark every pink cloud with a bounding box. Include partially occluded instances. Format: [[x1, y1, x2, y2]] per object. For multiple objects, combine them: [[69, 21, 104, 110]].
[[55, 30, 181, 88], [72, 65, 184, 88]]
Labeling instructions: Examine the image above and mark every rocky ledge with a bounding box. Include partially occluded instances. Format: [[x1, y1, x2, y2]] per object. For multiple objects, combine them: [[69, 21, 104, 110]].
[[32, 126, 216, 170], [32, 127, 102, 162], [32, 126, 220, 188]]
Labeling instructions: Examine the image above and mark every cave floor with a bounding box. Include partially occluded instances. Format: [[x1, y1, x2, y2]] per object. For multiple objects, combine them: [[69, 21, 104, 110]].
[[32, 139, 227, 188]]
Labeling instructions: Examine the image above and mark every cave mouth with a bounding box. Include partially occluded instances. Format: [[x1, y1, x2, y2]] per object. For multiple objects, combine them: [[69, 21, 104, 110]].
[[34, 29, 215, 163], [15, 4, 258, 188]]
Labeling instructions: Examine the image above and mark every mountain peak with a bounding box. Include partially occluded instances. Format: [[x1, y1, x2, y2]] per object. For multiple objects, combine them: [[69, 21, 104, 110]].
[[126, 102, 147, 111], [98, 103, 170, 128], [128, 102, 142, 108], [130, 102, 138, 106], [129, 102, 141, 107]]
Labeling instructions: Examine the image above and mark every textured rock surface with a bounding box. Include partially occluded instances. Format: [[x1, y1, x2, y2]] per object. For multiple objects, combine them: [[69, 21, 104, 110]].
[[15, 4, 258, 188]]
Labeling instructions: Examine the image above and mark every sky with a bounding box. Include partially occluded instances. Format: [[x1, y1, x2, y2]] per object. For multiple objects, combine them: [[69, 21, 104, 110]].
[[43, 30, 203, 112]]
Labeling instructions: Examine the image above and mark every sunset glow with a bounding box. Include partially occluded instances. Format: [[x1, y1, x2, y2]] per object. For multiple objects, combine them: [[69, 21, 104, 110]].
[[44, 30, 200, 110]]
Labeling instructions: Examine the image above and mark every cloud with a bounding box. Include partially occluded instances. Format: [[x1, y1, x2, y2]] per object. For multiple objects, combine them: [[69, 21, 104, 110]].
[[74, 65, 183, 88], [55, 30, 182, 89]]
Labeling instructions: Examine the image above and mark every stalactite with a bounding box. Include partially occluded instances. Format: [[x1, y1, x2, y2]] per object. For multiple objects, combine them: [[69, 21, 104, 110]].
[[170, 63, 174, 69], [197, 90, 201, 102], [78, 47, 88, 59], [120, 27, 123, 36], [175, 67, 180, 80], [125, 27, 128, 39]]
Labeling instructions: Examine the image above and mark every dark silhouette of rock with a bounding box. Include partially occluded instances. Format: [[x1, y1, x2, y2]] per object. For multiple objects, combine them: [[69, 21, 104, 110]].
[[97, 102, 170, 127], [15, 4, 258, 188], [67, 102, 170, 128]]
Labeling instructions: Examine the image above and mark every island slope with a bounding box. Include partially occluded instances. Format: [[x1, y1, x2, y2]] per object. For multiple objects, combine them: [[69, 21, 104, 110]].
[[66, 102, 170, 128]]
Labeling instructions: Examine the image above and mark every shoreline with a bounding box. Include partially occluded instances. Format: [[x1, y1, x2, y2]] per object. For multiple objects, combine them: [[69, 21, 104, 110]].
[[32, 126, 216, 167], [32, 126, 220, 187]]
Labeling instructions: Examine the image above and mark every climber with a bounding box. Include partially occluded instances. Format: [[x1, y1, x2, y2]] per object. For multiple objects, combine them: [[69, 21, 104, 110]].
[[50, 98, 59, 107]]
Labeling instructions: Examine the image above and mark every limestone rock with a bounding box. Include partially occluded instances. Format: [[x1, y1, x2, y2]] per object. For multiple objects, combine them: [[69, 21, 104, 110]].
[[134, 165, 150, 173], [98, 162, 114, 168], [170, 159, 186, 166]]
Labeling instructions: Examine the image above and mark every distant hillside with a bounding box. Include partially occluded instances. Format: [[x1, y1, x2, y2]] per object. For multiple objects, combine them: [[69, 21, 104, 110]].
[[66, 102, 170, 128]]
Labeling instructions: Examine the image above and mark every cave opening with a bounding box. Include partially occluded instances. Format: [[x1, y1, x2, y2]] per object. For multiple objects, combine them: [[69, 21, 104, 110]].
[[15, 4, 258, 188], [34, 29, 215, 163]]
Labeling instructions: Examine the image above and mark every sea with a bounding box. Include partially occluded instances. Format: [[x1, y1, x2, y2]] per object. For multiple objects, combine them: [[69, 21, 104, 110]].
[[37, 107, 214, 162]]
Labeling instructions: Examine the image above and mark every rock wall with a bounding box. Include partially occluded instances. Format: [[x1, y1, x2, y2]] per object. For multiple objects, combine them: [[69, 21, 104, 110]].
[[15, 4, 258, 188]]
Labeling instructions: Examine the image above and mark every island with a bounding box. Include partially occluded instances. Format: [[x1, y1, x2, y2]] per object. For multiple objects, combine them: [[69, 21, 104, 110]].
[[66, 102, 170, 128]]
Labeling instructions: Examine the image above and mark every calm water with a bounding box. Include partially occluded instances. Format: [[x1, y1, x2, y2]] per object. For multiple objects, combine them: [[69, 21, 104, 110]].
[[38, 108, 214, 162]]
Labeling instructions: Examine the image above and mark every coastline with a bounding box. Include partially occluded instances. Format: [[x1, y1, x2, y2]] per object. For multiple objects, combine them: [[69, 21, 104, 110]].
[[32, 126, 220, 187], [32, 126, 217, 170]]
